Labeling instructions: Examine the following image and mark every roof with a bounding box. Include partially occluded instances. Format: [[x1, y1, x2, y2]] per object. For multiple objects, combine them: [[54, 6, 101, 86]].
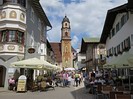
[[50, 42, 62, 63], [83, 37, 100, 43], [100, 2, 133, 43], [50, 42, 76, 63], [71, 47, 76, 53], [80, 37, 100, 53], [47, 40, 53, 51], [29, 0, 52, 27], [62, 15, 70, 23]]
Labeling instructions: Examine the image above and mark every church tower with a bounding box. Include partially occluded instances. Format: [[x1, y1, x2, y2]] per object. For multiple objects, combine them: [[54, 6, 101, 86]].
[[61, 16, 72, 68]]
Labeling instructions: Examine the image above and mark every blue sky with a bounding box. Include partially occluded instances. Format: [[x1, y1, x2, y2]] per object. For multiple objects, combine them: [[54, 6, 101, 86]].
[[40, 0, 127, 50]]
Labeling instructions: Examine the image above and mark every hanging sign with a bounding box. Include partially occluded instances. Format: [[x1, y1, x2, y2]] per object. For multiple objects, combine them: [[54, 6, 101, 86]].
[[27, 48, 35, 54]]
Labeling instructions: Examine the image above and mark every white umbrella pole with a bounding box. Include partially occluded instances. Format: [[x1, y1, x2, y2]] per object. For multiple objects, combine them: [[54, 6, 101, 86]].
[[33, 70, 36, 81]]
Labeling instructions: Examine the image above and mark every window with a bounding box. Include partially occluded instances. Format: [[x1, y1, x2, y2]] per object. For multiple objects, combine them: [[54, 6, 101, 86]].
[[109, 48, 113, 56], [111, 28, 115, 37], [121, 13, 129, 28], [125, 12, 129, 21], [116, 22, 120, 33], [65, 32, 68, 36], [126, 37, 130, 48], [117, 44, 122, 54], [18, 0, 26, 7], [0, 30, 24, 44], [1, 31, 7, 42], [121, 15, 124, 27], [121, 42, 124, 52], [106, 50, 108, 57], [9, 30, 16, 42], [81, 59, 85, 62], [114, 47, 117, 56], [65, 23, 67, 26], [38, 19, 41, 29], [123, 36, 131, 51], [17, 31, 24, 43], [111, 47, 113, 55], [131, 34, 133, 46]]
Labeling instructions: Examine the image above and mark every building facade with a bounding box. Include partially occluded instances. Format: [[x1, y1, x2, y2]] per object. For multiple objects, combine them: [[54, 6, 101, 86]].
[[73, 47, 86, 70], [0, 0, 51, 89], [80, 38, 106, 72], [100, 0, 133, 90]]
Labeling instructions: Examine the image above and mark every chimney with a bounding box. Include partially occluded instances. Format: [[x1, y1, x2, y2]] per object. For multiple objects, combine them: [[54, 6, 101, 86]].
[[128, 0, 133, 9]]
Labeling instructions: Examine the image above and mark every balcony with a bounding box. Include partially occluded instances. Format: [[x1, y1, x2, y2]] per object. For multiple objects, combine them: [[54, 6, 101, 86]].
[[0, 4, 26, 31]]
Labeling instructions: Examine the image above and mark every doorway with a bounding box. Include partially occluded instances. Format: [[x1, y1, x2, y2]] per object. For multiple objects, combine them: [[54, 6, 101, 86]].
[[0, 66, 6, 87]]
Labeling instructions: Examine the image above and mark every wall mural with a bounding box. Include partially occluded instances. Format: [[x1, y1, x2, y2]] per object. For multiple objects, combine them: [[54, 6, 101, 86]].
[[0, 45, 4, 51], [1, 11, 6, 19], [20, 13, 25, 21], [10, 10, 17, 18], [8, 45, 15, 50]]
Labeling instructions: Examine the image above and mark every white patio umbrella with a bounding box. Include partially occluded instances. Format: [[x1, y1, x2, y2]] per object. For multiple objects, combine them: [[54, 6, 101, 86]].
[[64, 67, 75, 71], [10, 57, 54, 70]]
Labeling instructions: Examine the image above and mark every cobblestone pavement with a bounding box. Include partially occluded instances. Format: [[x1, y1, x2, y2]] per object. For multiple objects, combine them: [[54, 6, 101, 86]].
[[0, 82, 93, 99]]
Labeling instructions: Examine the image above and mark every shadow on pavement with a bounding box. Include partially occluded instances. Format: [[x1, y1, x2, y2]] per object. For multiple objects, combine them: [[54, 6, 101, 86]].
[[71, 87, 93, 99]]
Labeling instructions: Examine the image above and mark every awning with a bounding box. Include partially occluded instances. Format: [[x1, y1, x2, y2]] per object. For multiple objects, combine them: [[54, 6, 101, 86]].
[[78, 64, 86, 70], [10, 57, 55, 70], [106, 52, 133, 69], [103, 63, 114, 69], [52, 65, 62, 71], [128, 57, 133, 65]]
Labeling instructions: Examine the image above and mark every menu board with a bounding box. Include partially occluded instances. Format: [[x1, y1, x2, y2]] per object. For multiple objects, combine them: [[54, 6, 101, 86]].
[[17, 75, 27, 92]]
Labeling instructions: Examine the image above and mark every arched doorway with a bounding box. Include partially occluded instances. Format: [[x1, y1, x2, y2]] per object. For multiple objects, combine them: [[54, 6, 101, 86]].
[[0, 66, 6, 87]]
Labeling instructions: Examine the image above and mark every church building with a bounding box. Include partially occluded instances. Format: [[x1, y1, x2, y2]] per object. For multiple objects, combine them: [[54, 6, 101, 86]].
[[50, 16, 75, 69]]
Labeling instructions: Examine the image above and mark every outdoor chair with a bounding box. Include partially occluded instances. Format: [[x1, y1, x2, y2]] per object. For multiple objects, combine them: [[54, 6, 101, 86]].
[[109, 91, 123, 99], [40, 81, 47, 91], [117, 86, 125, 91], [115, 94, 131, 99], [31, 82, 38, 92], [102, 85, 112, 91], [94, 84, 104, 99], [102, 85, 113, 99]]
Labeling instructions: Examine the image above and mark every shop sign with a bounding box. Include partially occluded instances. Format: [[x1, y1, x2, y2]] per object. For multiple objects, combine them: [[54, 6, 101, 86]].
[[27, 48, 35, 54]]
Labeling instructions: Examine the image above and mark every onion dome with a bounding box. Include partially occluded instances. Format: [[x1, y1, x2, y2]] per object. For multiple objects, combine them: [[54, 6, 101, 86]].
[[62, 15, 70, 23]]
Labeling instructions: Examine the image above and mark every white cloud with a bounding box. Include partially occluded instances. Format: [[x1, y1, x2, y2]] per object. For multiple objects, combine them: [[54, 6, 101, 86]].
[[40, 0, 127, 48], [71, 35, 79, 48]]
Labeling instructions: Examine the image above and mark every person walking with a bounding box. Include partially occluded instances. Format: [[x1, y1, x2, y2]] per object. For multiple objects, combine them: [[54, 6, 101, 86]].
[[75, 72, 79, 87]]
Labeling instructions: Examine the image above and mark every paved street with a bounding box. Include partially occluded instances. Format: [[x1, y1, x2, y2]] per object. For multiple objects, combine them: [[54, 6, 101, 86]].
[[0, 82, 93, 99]]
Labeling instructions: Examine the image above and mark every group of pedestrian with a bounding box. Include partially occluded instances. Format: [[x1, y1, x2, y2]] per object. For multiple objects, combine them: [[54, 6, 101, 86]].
[[54, 70, 83, 87]]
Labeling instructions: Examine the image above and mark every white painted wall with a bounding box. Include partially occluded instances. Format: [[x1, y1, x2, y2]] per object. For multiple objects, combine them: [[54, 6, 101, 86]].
[[106, 12, 133, 63]]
